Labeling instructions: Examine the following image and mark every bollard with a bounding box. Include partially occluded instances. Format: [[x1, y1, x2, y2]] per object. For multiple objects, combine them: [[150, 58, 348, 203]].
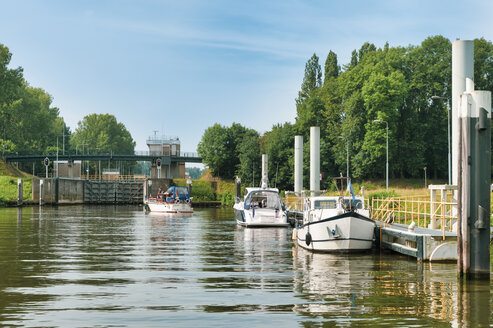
[[17, 179, 23, 206], [310, 127, 320, 193], [235, 176, 241, 202], [457, 82, 491, 280], [294, 136, 303, 194], [261, 154, 268, 188], [39, 179, 45, 206], [187, 179, 192, 197]]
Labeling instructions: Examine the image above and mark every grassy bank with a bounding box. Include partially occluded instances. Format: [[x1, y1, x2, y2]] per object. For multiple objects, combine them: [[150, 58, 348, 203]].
[[0, 177, 32, 205]]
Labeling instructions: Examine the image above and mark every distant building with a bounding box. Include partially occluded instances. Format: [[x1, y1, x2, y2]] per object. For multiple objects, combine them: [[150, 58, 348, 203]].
[[147, 134, 185, 179]]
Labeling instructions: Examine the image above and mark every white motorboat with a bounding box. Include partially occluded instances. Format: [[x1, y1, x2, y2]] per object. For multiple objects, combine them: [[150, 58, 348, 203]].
[[146, 186, 193, 214], [296, 195, 375, 252], [233, 187, 289, 227]]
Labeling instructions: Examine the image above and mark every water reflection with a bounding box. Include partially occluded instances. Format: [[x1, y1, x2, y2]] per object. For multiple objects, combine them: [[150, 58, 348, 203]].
[[0, 206, 491, 327], [292, 248, 492, 326]]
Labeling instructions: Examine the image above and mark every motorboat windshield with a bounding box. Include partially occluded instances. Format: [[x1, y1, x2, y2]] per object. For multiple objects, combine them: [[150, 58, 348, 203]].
[[164, 186, 190, 201], [244, 190, 283, 210]]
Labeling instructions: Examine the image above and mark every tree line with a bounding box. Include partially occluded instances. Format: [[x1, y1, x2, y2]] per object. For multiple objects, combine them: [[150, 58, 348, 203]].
[[0, 44, 136, 174], [198, 36, 493, 190]]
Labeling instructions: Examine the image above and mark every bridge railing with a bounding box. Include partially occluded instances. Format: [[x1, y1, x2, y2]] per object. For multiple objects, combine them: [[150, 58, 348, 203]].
[[82, 174, 149, 182]]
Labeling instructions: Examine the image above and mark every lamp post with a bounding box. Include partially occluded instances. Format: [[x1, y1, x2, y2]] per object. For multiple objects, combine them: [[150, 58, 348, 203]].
[[431, 95, 451, 185], [373, 120, 388, 191]]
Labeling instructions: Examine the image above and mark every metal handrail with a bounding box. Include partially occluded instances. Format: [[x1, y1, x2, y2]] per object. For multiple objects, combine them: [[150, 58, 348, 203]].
[[371, 197, 457, 240], [82, 174, 149, 182]]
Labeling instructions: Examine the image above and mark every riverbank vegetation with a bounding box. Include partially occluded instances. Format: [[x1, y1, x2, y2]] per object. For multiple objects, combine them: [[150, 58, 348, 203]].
[[0, 176, 32, 205], [0, 44, 136, 175], [174, 170, 236, 206], [198, 36, 493, 192]]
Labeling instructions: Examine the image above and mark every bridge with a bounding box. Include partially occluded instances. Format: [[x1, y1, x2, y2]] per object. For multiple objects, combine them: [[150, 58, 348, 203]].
[[3, 151, 202, 164]]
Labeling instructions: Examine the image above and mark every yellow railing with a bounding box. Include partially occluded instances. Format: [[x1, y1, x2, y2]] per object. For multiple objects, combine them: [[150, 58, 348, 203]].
[[81, 174, 149, 182], [284, 193, 305, 211], [371, 196, 457, 240]]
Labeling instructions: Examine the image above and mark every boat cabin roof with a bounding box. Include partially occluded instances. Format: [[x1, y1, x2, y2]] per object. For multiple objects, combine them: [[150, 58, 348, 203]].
[[245, 187, 279, 195]]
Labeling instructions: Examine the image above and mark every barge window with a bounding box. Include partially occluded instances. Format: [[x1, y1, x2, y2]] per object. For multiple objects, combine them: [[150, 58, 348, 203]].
[[314, 200, 337, 209]]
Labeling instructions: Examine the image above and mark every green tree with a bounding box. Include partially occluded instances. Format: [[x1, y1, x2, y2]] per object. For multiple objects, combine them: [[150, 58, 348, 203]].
[[237, 131, 261, 186], [261, 122, 295, 190], [296, 53, 322, 106], [324, 50, 339, 85], [70, 113, 135, 154], [198, 122, 256, 179]]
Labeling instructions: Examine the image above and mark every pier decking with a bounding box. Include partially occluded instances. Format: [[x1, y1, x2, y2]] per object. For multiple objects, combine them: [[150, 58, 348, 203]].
[[375, 221, 457, 261]]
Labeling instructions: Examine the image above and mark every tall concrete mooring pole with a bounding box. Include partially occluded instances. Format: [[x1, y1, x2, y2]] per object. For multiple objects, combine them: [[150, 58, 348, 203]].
[[310, 127, 320, 192], [452, 40, 474, 184], [294, 136, 303, 194], [261, 154, 268, 188], [457, 80, 491, 280]]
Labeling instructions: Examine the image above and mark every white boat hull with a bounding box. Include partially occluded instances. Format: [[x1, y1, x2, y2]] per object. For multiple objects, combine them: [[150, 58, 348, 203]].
[[296, 212, 375, 252], [147, 202, 193, 214], [234, 208, 289, 227]]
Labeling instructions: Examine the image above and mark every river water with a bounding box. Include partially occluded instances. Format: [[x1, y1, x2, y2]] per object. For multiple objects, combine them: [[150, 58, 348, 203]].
[[0, 206, 491, 327]]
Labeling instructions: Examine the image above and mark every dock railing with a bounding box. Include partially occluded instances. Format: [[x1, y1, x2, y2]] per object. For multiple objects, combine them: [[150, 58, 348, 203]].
[[371, 196, 457, 240], [284, 191, 305, 211]]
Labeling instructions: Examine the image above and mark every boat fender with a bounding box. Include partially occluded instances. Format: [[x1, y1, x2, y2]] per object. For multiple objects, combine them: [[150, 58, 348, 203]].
[[175, 199, 180, 204], [306, 232, 312, 246], [185, 199, 191, 204]]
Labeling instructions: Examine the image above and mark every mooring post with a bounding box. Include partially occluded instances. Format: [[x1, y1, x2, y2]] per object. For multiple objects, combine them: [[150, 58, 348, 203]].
[[294, 135, 303, 194], [187, 176, 192, 197], [457, 80, 491, 280], [310, 127, 320, 194], [39, 179, 45, 206], [17, 179, 23, 206], [235, 176, 241, 201], [261, 154, 268, 187]]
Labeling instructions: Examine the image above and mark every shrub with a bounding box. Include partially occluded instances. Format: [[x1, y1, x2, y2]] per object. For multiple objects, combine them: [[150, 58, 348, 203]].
[[219, 191, 235, 206]]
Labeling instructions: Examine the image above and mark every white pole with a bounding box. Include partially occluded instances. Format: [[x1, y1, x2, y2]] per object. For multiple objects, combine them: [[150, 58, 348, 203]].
[[261, 154, 268, 187], [385, 122, 388, 192], [310, 127, 320, 192], [452, 40, 474, 185], [294, 136, 303, 193]]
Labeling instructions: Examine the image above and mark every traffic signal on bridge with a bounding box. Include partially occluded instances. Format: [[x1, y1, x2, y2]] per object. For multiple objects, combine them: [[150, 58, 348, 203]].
[[44, 157, 49, 167], [156, 159, 161, 168]]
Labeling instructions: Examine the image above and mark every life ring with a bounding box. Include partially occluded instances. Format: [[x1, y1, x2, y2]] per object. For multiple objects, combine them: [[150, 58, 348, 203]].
[[175, 199, 180, 204], [185, 199, 191, 204]]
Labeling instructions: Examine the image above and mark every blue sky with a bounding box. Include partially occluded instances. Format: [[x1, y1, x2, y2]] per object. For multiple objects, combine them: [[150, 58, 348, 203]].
[[1, 0, 492, 159]]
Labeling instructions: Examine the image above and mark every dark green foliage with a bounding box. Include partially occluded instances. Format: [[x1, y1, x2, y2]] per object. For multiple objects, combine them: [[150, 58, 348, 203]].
[[296, 53, 322, 106], [199, 36, 493, 189], [70, 113, 135, 154], [198, 123, 258, 180], [324, 50, 339, 84], [261, 122, 295, 190], [237, 130, 261, 186], [0, 44, 68, 156], [220, 191, 235, 206]]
